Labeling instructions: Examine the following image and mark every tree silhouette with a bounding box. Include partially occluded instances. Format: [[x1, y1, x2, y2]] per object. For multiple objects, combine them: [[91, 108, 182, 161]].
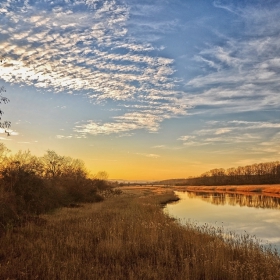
[[0, 58, 11, 134], [173, 160, 280, 186], [0, 86, 11, 134]]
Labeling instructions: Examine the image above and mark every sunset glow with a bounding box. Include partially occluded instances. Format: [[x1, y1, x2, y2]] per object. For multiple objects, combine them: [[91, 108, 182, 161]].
[[0, 0, 279, 180]]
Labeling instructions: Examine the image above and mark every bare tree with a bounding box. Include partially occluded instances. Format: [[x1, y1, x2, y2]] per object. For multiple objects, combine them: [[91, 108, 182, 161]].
[[0, 59, 11, 134], [42, 150, 64, 178], [0, 86, 11, 133], [95, 171, 109, 181]]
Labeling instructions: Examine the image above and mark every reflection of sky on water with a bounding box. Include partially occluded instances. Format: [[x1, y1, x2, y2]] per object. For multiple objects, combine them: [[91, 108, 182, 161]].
[[164, 191, 280, 251]]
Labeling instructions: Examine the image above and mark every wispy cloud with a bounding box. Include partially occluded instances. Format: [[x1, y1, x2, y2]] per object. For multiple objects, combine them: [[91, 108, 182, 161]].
[[215, 128, 231, 135], [152, 145, 166, 149], [136, 153, 160, 159], [177, 135, 195, 141], [178, 121, 280, 153], [0, 137, 11, 141], [0, 128, 18, 136], [183, 3, 280, 114], [56, 135, 73, 139], [75, 111, 163, 135], [151, 144, 182, 151], [74, 105, 186, 135]]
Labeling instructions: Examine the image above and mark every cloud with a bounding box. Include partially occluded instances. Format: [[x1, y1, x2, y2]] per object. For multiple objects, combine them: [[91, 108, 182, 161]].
[[0, 137, 11, 141], [229, 121, 280, 129], [177, 120, 280, 164], [177, 135, 195, 141], [213, 0, 240, 15], [151, 144, 182, 151], [56, 135, 73, 139], [183, 3, 280, 114], [0, 0, 188, 135], [215, 128, 231, 135], [152, 145, 166, 149], [74, 111, 164, 135], [136, 153, 160, 158], [0, 128, 18, 136], [1, 1, 280, 137]]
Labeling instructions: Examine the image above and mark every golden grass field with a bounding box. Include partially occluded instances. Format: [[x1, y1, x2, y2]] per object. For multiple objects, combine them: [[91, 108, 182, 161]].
[[1, 186, 280, 279]]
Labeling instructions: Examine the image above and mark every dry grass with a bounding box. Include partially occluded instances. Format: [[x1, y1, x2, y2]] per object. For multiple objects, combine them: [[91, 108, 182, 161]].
[[183, 184, 280, 198], [0, 190, 280, 280]]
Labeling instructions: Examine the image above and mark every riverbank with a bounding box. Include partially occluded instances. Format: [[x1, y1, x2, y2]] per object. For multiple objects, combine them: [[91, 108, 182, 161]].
[[1, 188, 280, 279], [181, 184, 280, 197], [119, 184, 280, 198]]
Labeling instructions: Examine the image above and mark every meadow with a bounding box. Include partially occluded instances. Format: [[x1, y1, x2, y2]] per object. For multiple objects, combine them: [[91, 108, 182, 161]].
[[1, 186, 280, 280]]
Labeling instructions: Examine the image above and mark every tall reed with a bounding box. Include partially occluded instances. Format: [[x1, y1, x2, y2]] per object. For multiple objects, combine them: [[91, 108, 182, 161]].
[[0, 190, 279, 279]]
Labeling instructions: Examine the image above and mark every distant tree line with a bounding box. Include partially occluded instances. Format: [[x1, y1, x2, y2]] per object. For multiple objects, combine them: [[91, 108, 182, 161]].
[[176, 161, 280, 186], [0, 144, 114, 233]]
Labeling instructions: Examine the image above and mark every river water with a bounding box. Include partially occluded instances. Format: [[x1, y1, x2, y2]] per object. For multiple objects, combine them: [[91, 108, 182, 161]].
[[164, 191, 280, 251]]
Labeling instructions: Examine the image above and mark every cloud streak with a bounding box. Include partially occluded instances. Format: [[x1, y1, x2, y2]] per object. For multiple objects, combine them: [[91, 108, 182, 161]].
[[183, 3, 280, 114], [178, 120, 280, 157]]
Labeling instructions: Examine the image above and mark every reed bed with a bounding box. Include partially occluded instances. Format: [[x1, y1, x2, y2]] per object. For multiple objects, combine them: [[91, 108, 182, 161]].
[[0, 190, 280, 280], [185, 184, 280, 196]]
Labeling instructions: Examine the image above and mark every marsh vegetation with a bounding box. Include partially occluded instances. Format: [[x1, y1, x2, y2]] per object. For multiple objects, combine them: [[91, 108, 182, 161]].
[[1, 187, 280, 279]]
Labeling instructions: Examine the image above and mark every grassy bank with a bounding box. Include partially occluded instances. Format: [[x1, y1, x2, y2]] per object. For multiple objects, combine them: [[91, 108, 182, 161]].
[[183, 184, 280, 197], [0, 189, 280, 280]]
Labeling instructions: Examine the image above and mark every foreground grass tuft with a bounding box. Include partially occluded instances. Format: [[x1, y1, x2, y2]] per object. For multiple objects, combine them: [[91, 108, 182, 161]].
[[0, 190, 279, 280]]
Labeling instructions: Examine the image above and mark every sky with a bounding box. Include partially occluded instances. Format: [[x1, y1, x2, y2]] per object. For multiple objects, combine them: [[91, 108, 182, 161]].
[[0, 0, 279, 181]]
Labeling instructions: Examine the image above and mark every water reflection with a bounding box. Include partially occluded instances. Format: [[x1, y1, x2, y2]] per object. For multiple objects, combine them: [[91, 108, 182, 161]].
[[187, 191, 280, 209], [165, 191, 280, 251]]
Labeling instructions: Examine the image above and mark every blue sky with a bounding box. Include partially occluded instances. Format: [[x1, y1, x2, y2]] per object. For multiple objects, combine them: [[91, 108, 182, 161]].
[[0, 0, 279, 180]]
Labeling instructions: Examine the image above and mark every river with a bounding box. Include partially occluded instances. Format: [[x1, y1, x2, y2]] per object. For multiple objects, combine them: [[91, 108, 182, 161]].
[[164, 191, 280, 251]]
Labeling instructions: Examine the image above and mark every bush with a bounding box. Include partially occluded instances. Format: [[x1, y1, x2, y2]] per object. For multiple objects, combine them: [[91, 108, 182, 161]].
[[0, 146, 110, 231], [0, 192, 20, 234]]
